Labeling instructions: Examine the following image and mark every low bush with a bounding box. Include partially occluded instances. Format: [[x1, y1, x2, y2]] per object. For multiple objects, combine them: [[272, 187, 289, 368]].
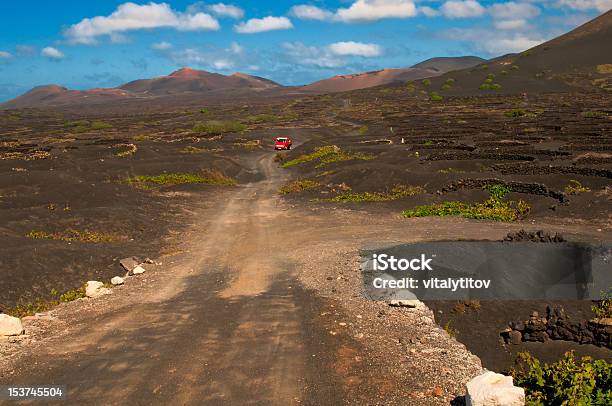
[[582, 111, 607, 118], [505, 109, 527, 118], [27, 229, 120, 243], [279, 179, 320, 195], [592, 289, 612, 318], [281, 145, 374, 168], [422, 79, 431, 87], [358, 125, 369, 135], [564, 179, 590, 195], [429, 92, 443, 102], [127, 169, 236, 187], [332, 185, 425, 203], [511, 351, 611, 405], [402, 184, 529, 222]]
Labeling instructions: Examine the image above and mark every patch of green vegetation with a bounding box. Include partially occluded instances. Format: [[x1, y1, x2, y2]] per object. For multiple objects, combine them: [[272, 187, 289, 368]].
[[127, 170, 236, 187], [424, 140, 434, 146], [114, 143, 137, 157], [27, 229, 121, 243], [193, 120, 246, 135], [402, 184, 529, 222], [592, 289, 612, 319], [501, 70, 508, 75], [505, 109, 527, 118], [358, 125, 369, 135], [535, 72, 545, 79], [441, 78, 455, 91], [438, 167, 465, 174], [406, 83, 416, 93], [429, 91, 443, 102], [199, 108, 210, 114], [279, 179, 320, 195], [596, 64, 612, 74], [7, 285, 87, 318], [332, 185, 425, 203], [511, 65, 520, 71], [281, 146, 374, 168], [480, 64, 488, 70], [133, 134, 150, 141], [281, 145, 339, 167], [443, 320, 458, 338], [422, 79, 431, 87], [564, 179, 590, 195], [582, 111, 608, 118], [64, 120, 113, 133], [511, 351, 611, 405], [486, 73, 495, 80]]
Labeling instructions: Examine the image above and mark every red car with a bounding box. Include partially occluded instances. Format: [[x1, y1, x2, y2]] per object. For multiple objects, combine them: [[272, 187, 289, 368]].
[[274, 136, 292, 150]]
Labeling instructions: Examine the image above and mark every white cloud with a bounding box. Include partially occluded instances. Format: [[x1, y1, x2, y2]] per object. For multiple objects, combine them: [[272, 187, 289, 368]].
[[489, 2, 540, 19], [207, 3, 244, 19], [235, 16, 293, 33], [336, 0, 417, 22], [229, 42, 243, 54], [41, 47, 65, 60], [555, 0, 612, 12], [64, 2, 219, 44], [494, 19, 529, 29], [290, 5, 335, 20], [440, 1, 485, 18], [283, 42, 343, 68], [481, 35, 543, 53], [328, 41, 383, 57], [0, 51, 13, 59], [211, 59, 234, 69], [291, 1, 417, 22], [418, 6, 441, 17], [152, 41, 172, 50]]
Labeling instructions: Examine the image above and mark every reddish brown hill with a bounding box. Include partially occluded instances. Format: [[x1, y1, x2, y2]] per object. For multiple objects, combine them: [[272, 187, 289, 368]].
[[301, 68, 438, 93], [2, 85, 134, 109], [119, 68, 280, 95]]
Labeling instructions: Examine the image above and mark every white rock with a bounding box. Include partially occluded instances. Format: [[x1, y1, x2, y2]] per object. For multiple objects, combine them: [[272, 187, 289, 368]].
[[389, 300, 419, 308], [132, 265, 146, 275], [0, 314, 24, 336], [85, 281, 111, 298], [111, 276, 125, 286], [466, 371, 525, 406]]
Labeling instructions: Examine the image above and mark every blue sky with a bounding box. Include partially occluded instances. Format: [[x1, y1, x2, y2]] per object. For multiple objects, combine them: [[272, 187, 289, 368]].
[[0, 0, 609, 101]]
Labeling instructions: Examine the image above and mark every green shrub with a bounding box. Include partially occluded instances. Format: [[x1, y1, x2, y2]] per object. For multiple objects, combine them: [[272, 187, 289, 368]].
[[193, 120, 246, 135], [505, 109, 527, 118], [582, 111, 607, 118], [358, 125, 369, 135], [511, 351, 611, 405], [27, 229, 120, 243], [564, 180, 590, 195], [279, 179, 320, 195], [332, 185, 425, 203], [430, 92, 443, 102], [402, 184, 529, 222], [281, 145, 373, 168], [422, 79, 431, 87], [281, 145, 339, 167], [127, 170, 236, 187], [592, 289, 612, 318]]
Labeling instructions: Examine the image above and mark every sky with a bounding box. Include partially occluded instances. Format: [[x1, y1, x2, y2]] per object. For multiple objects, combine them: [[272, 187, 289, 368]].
[[0, 0, 610, 101]]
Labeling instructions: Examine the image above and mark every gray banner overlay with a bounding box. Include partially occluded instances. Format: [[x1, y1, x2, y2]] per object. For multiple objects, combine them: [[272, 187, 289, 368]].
[[361, 242, 611, 300], [0, 385, 67, 400]]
